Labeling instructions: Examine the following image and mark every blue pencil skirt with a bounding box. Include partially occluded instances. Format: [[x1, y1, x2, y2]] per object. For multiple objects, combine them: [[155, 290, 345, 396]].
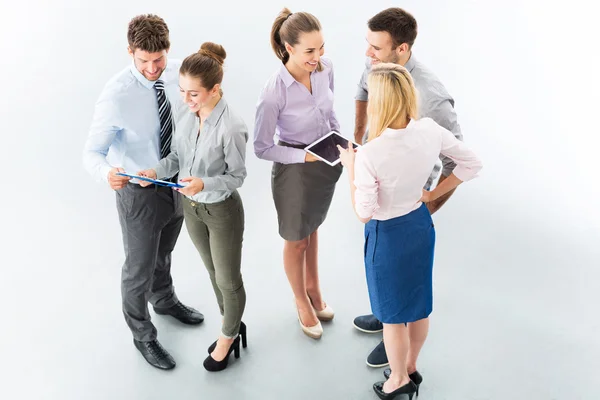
[[364, 203, 436, 324]]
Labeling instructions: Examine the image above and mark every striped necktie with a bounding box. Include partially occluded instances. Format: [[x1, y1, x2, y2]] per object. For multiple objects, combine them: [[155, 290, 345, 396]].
[[154, 80, 173, 159]]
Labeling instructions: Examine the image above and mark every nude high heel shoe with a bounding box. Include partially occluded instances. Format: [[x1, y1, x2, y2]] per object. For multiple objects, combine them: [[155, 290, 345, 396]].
[[308, 294, 335, 321], [297, 309, 323, 339], [314, 303, 334, 321]]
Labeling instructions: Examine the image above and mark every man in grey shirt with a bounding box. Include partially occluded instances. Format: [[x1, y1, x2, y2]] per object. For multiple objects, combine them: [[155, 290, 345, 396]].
[[353, 8, 464, 371]]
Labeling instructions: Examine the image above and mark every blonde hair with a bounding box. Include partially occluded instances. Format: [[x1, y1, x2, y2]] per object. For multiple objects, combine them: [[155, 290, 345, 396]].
[[366, 63, 418, 142]]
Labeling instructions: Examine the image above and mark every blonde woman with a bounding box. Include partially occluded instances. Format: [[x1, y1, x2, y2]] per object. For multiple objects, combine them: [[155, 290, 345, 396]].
[[338, 63, 482, 399]]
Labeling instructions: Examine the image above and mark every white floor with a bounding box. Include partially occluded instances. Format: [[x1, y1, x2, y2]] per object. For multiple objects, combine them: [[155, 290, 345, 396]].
[[2, 154, 599, 399]]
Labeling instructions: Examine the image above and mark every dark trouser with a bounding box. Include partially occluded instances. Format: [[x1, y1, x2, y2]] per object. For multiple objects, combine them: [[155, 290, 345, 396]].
[[182, 190, 245, 338], [116, 183, 184, 342]]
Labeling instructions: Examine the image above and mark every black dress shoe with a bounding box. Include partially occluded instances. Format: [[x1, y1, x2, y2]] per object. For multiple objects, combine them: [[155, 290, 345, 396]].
[[153, 301, 204, 325], [133, 339, 176, 370], [207, 322, 247, 353], [367, 340, 388, 368], [373, 380, 417, 400], [203, 336, 241, 372], [384, 369, 423, 396], [353, 314, 383, 333]]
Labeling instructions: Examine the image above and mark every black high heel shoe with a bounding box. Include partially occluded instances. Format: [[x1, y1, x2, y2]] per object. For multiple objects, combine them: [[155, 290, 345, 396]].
[[383, 369, 423, 396], [203, 336, 241, 372], [207, 322, 247, 353], [373, 380, 417, 400]]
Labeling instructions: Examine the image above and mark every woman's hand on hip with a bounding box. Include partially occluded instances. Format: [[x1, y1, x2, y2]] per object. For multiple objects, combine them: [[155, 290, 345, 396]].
[[420, 189, 433, 203]]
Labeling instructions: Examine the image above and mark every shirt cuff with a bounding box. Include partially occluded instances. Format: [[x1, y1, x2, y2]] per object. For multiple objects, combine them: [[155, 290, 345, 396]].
[[291, 148, 306, 164], [202, 177, 216, 192], [452, 166, 477, 182], [355, 204, 375, 220], [355, 89, 368, 102], [154, 165, 168, 180], [100, 165, 112, 183]]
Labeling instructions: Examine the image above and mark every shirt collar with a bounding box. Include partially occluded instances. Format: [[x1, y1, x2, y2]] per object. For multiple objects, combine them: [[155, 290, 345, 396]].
[[199, 96, 228, 126], [130, 63, 161, 90], [279, 63, 296, 88], [404, 52, 417, 73], [383, 119, 415, 135]]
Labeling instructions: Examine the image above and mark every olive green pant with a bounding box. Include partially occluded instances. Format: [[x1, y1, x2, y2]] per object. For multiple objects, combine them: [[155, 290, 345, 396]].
[[183, 190, 245, 338]]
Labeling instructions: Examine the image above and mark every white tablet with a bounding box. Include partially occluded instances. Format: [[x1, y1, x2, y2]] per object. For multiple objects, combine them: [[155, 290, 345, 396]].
[[304, 131, 360, 166]]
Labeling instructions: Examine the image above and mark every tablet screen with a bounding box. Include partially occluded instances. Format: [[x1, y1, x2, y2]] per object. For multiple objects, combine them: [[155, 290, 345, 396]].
[[305, 132, 359, 165]]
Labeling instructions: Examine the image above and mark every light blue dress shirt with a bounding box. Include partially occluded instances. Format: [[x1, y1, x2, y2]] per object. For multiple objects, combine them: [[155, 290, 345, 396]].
[[83, 59, 183, 183]]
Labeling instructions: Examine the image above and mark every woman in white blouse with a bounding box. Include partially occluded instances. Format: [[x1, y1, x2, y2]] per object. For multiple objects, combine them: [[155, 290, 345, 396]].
[[338, 63, 482, 400]]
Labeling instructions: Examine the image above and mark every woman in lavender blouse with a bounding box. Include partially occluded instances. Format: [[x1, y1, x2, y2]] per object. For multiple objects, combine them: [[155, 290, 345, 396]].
[[253, 8, 340, 339]]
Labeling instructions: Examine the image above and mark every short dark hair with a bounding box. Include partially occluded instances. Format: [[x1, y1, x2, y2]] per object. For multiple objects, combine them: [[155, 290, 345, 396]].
[[127, 14, 170, 53], [368, 8, 417, 49]]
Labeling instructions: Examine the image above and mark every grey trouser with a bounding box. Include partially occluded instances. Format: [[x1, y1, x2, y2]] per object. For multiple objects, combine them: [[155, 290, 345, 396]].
[[183, 190, 245, 338], [116, 183, 183, 342]]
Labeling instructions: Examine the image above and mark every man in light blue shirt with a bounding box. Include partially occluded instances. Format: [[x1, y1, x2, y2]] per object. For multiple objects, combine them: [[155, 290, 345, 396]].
[[82, 14, 203, 370]]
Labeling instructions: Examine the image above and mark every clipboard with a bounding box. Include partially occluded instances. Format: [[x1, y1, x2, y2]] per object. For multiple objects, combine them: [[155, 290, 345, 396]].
[[116, 172, 185, 188]]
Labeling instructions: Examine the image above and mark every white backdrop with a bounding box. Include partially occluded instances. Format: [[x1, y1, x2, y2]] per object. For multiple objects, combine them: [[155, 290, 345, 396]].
[[0, 0, 598, 398]]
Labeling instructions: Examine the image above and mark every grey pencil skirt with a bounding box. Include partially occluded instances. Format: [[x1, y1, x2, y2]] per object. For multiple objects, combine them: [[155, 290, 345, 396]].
[[271, 141, 343, 241]]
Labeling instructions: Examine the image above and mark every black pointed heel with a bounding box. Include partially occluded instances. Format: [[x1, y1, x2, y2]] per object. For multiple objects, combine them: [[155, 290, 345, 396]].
[[373, 380, 417, 400], [203, 336, 241, 372], [207, 322, 247, 353], [383, 369, 423, 396]]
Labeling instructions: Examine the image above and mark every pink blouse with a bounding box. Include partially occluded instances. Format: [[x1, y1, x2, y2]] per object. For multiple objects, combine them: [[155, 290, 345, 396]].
[[354, 118, 483, 220]]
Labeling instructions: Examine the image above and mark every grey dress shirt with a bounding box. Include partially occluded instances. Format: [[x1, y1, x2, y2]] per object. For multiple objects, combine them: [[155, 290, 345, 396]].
[[356, 54, 463, 188], [155, 97, 248, 203]]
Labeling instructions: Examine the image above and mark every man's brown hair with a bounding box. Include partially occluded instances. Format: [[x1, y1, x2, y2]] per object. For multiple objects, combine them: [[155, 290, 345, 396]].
[[127, 14, 170, 53], [368, 8, 417, 49]]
